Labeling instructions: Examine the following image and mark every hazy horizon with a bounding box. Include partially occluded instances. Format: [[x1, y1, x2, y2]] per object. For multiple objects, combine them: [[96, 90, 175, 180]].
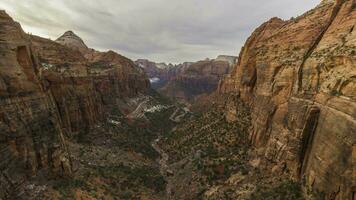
[[0, 0, 320, 63]]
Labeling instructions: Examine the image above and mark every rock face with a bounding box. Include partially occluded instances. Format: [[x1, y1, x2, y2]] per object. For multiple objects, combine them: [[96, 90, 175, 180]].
[[219, 0, 355, 199], [29, 31, 149, 136], [137, 56, 235, 103], [161, 59, 232, 103], [0, 11, 72, 199], [0, 11, 149, 198], [135, 59, 179, 89]]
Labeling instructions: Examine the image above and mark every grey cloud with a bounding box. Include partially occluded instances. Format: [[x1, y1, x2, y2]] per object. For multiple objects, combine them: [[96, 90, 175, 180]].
[[0, 0, 320, 63]]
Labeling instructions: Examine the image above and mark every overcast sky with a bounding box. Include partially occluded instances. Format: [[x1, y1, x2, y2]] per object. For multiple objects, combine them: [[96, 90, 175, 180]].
[[0, 0, 320, 63]]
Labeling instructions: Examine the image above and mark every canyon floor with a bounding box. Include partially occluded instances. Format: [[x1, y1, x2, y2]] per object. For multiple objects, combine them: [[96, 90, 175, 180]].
[[17, 92, 324, 200], [14, 91, 186, 200]]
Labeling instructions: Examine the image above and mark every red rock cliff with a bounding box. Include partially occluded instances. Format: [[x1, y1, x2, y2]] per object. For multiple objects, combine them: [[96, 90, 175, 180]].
[[219, 0, 355, 199], [0, 11, 72, 198], [159, 58, 233, 103], [0, 11, 150, 198], [29, 30, 150, 137]]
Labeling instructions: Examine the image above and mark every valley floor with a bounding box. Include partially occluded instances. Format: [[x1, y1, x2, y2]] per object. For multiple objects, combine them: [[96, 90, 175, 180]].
[[20, 93, 322, 200]]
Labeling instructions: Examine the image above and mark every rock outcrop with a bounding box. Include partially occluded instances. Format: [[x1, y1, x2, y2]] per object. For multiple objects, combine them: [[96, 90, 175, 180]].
[[0, 11, 150, 199], [219, 0, 355, 199], [215, 55, 238, 66], [55, 30, 88, 54]]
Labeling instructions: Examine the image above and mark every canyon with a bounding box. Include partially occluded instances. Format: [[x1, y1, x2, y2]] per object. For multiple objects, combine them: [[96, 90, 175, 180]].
[[0, 10, 165, 199], [136, 56, 236, 105], [0, 0, 355, 199]]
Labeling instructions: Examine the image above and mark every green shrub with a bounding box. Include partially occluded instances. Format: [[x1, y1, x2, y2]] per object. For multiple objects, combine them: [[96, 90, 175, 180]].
[[249, 181, 304, 200]]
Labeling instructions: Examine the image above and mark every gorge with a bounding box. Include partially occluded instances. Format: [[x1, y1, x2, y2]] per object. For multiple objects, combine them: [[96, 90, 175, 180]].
[[0, 0, 355, 199]]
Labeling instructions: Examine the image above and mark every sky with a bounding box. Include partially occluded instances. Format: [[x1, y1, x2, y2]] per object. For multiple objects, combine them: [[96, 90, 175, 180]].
[[0, 0, 320, 63]]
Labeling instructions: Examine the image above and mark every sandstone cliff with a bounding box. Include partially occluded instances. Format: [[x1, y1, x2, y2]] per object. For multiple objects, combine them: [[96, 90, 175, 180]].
[[29, 30, 150, 136], [0, 11, 150, 199], [161, 58, 233, 103], [0, 11, 72, 199], [219, 0, 355, 199], [137, 56, 235, 104], [135, 59, 179, 89]]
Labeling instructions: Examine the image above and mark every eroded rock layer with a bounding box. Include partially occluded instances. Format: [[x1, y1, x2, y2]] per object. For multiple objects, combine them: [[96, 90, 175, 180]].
[[219, 0, 355, 199], [160, 59, 233, 103], [0, 11, 149, 198], [0, 11, 72, 199], [136, 56, 236, 104], [30, 35, 149, 136]]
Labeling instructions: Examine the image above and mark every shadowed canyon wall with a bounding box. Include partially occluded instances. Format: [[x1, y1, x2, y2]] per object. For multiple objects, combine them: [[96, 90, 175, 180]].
[[0, 11, 149, 199], [0, 11, 72, 198], [219, 0, 355, 199]]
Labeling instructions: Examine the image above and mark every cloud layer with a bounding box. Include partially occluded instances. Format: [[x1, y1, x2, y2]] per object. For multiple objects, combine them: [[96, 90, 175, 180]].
[[0, 0, 320, 63]]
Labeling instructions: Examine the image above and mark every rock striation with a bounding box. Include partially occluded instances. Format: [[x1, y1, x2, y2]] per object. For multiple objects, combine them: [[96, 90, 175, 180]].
[[137, 56, 236, 104], [219, 0, 356, 199], [0, 11, 72, 199], [0, 11, 149, 199], [135, 59, 179, 89], [55, 30, 88, 54], [29, 30, 149, 137], [161, 58, 232, 103]]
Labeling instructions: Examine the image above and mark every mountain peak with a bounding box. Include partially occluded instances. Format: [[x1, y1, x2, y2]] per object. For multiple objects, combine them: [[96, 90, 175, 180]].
[[56, 30, 88, 53], [62, 30, 76, 36], [215, 55, 237, 66]]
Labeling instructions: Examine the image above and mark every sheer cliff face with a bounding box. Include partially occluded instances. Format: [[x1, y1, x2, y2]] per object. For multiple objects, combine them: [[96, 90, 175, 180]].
[[219, 0, 355, 199], [135, 59, 181, 89], [136, 57, 235, 103], [29, 30, 149, 136], [0, 11, 149, 198], [161, 59, 232, 102], [0, 11, 72, 198]]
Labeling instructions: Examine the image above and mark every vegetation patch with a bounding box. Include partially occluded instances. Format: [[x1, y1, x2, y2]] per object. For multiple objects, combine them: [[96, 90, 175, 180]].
[[249, 181, 304, 200]]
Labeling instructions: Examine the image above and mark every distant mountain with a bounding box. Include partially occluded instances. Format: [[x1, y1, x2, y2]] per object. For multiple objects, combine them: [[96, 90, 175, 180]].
[[136, 55, 236, 104]]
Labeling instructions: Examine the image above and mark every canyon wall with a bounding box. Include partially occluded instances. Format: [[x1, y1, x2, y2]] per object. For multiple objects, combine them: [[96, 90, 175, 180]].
[[135, 59, 180, 89], [0, 11, 72, 198], [31, 33, 150, 136], [161, 59, 232, 102], [137, 57, 235, 104], [219, 0, 355, 199], [0, 11, 149, 198]]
